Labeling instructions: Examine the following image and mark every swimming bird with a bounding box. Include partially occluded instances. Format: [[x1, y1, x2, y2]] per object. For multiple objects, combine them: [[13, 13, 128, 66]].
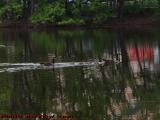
[[102, 59, 121, 65], [40, 58, 55, 66], [102, 59, 114, 65]]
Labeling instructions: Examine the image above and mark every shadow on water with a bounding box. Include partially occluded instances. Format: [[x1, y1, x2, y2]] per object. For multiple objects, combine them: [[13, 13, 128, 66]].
[[0, 28, 160, 119]]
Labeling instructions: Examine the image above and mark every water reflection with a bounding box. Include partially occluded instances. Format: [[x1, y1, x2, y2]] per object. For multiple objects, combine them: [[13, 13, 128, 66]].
[[0, 28, 160, 119]]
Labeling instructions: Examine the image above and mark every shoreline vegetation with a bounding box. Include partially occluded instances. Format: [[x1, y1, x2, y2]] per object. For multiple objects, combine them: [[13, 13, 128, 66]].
[[0, 17, 158, 29], [0, 0, 160, 28]]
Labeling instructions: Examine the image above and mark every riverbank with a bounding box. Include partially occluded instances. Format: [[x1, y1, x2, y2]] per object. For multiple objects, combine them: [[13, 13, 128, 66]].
[[0, 17, 159, 29]]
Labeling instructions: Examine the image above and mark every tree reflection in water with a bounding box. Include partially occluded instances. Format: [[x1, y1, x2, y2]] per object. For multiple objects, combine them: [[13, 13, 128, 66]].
[[0, 28, 160, 119]]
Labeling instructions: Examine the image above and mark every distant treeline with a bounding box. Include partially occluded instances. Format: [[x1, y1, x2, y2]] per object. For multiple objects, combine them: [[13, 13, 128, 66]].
[[0, 0, 160, 25]]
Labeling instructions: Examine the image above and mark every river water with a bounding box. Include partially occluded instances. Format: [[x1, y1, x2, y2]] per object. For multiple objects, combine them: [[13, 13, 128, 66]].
[[0, 28, 159, 119]]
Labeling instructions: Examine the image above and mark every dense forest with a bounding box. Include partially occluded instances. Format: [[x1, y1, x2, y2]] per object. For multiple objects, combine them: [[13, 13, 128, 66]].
[[0, 0, 160, 25]]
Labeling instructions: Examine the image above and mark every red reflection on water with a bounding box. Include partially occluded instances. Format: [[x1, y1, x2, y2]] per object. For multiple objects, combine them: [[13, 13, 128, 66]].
[[127, 46, 154, 62]]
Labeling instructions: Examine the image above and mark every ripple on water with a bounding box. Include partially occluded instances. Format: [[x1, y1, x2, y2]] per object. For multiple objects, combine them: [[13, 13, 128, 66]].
[[0, 62, 104, 72]]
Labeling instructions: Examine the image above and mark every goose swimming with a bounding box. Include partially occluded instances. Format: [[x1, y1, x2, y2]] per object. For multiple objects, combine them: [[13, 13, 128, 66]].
[[102, 59, 121, 65], [40, 58, 55, 66]]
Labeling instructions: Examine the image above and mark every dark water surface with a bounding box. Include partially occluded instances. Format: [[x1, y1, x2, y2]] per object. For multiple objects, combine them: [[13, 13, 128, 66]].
[[0, 28, 160, 119]]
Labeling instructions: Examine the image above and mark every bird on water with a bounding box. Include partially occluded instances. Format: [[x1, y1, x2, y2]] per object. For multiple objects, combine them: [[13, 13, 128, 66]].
[[102, 58, 121, 65], [40, 57, 55, 66]]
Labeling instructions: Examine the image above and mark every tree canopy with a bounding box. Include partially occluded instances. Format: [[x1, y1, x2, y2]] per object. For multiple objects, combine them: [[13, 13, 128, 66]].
[[0, 0, 159, 25]]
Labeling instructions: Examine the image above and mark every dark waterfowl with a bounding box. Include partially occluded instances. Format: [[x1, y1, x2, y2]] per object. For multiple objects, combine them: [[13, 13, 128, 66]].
[[102, 59, 114, 65], [102, 59, 121, 65], [40, 58, 55, 66]]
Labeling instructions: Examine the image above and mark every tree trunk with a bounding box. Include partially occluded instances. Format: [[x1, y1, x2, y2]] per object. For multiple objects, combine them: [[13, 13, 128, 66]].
[[118, 0, 124, 18], [65, 0, 69, 15], [22, 0, 35, 21]]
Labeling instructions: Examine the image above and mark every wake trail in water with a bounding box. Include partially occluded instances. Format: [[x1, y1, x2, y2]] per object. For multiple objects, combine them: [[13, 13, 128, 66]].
[[0, 62, 104, 73]]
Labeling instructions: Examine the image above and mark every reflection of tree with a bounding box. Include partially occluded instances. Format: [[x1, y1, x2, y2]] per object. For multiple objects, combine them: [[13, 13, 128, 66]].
[[11, 71, 34, 114], [135, 42, 143, 73], [99, 65, 114, 119], [119, 31, 129, 69], [54, 68, 66, 114], [118, 31, 131, 102], [19, 30, 32, 62], [134, 42, 154, 90], [1, 28, 160, 119], [2, 29, 16, 62]]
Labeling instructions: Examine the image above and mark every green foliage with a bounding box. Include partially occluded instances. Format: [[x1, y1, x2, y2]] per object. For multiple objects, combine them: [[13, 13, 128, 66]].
[[0, 1, 5, 7], [58, 18, 84, 25], [142, 0, 158, 8], [70, 3, 81, 18], [81, 2, 116, 23], [31, 3, 65, 23], [124, 0, 158, 16], [94, 9, 117, 23], [94, 13, 109, 23], [0, 2, 23, 21], [124, 3, 144, 16], [0, 0, 160, 24], [31, 1, 117, 24]]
